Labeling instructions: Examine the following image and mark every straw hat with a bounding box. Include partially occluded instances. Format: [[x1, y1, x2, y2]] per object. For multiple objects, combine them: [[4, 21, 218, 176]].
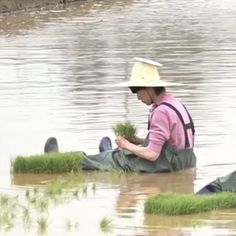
[[116, 57, 180, 87]]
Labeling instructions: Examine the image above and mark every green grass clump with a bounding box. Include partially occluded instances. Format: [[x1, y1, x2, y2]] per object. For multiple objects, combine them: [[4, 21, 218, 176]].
[[112, 121, 137, 141], [12, 152, 84, 174], [145, 192, 236, 215], [99, 216, 113, 233]]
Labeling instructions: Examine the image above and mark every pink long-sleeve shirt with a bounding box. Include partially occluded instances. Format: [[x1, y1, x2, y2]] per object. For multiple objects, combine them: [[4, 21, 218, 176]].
[[147, 93, 194, 153]]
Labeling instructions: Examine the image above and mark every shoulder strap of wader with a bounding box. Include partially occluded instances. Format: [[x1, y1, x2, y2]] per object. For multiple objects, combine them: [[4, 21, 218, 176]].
[[182, 104, 195, 135], [160, 102, 195, 148]]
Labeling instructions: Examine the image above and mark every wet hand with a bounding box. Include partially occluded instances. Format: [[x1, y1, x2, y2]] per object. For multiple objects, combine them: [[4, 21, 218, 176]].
[[115, 136, 131, 150]]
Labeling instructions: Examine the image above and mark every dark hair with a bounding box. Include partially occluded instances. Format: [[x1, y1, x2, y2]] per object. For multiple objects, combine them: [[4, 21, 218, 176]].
[[129, 87, 145, 94], [129, 86, 165, 95], [153, 87, 165, 96]]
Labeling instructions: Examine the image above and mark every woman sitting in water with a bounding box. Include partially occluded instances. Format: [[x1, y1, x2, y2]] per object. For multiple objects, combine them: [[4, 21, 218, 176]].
[[45, 57, 196, 172]]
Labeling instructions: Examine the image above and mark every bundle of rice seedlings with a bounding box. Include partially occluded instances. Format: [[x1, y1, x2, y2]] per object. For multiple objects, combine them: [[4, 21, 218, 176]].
[[112, 121, 137, 141], [11, 152, 84, 174], [145, 192, 236, 215]]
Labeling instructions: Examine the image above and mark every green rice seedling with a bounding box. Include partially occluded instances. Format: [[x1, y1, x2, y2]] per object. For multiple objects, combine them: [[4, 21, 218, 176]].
[[112, 121, 137, 142], [25, 189, 30, 199], [92, 183, 96, 192], [65, 219, 79, 231], [73, 189, 80, 199], [37, 215, 48, 235], [22, 206, 32, 230], [33, 187, 38, 195], [0, 194, 18, 206], [0, 212, 14, 230], [64, 170, 83, 186], [66, 171, 86, 184], [25, 188, 43, 207], [0, 194, 18, 230], [99, 216, 113, 233], [28, 195, 37, 205], [12, 152, 84, 174], [35, 197, 49, 213], [0, 195, 9, 205], [0, 194, 18, 211], [0, 213, 15, 231], [45, 178, 66, 198], [145, 192, 236, 215], [82, 184, 88, 196]]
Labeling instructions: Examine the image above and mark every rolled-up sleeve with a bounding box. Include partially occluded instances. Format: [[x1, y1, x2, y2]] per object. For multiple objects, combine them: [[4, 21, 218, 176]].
[[147, 108, 170, 153]]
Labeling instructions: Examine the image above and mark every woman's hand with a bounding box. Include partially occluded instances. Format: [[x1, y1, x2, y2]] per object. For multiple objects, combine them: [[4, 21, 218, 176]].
[[115, 136, 131, 150], [115, 136, 160, 161]]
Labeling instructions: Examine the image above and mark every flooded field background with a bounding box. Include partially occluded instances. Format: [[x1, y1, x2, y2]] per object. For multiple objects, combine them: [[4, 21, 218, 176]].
[[1, 0, 236, 235]]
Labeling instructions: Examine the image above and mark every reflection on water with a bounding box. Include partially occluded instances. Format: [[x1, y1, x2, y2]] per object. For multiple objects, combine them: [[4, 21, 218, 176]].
[[8, 171, 236, 236], [144, 210, 236, 236], [1, 0, 236, 235]]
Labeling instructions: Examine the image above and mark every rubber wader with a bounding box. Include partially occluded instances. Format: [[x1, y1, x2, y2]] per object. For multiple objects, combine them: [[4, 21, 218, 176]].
[[196, 170, 236, 194], [81, 102, 196, 172], [81, 141, 196, 172]]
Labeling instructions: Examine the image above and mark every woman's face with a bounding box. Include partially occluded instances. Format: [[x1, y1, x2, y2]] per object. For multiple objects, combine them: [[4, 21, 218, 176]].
[[136, 88, 153, 105]]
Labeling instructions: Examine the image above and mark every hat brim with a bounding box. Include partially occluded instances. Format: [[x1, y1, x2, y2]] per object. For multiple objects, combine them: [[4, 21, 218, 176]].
[[113, 80, 183, 87], [134, 57, 163, 67]]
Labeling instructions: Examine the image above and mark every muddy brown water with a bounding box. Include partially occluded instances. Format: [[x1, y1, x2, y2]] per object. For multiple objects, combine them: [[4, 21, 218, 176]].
[[1, 0, 236, 235]]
